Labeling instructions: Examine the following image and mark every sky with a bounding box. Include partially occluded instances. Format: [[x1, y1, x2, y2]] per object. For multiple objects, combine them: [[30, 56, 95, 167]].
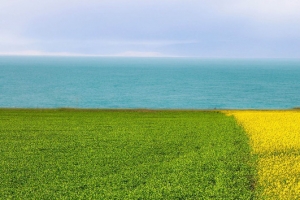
[[1, 0, 300, 58]]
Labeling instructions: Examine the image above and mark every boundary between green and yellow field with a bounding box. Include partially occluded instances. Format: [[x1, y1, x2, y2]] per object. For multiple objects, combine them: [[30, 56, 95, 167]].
[[224, 110, 300, 199]]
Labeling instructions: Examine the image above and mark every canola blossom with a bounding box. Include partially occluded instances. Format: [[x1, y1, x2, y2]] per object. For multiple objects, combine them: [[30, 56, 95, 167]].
[[225, 111, 300, 199]]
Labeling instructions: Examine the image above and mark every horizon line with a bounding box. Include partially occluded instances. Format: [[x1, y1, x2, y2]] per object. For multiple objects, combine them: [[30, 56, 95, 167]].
[[0, 52, 299, 59]]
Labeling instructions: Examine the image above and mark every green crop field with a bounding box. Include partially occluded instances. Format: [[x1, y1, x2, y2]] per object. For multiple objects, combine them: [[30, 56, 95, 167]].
[[0, 109, 255, 199]]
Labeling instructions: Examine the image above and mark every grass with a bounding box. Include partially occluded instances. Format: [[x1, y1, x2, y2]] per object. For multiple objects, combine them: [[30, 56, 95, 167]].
[[0, 109, 255, 199]]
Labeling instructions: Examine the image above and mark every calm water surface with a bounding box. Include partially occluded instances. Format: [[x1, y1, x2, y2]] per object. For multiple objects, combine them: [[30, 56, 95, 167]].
[[1, 56, 300, 109]]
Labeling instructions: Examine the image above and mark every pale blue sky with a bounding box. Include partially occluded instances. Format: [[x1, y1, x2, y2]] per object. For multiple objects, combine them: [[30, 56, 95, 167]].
[[1, 0, 300, 57]]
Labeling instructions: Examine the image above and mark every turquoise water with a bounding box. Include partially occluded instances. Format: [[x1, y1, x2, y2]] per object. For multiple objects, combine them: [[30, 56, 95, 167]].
[[1, 56, 300, 109]]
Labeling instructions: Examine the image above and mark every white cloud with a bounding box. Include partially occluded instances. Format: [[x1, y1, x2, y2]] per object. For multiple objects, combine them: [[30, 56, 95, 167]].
[[114, 51, 165, 57], [2, 0, 300, 23], [214, 0, 300, 22], [0, 0, 299, 57], [0, 51, 82, 56], [0, 50, 45, 56], [89, 40, 198, 46], [0, 32, 38, 52], [0, 50, 167, 57], [0, 32, 33, 45]]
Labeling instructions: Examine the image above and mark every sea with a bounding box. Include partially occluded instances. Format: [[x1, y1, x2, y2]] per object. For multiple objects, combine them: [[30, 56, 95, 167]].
[[1, 56, 300, 109]]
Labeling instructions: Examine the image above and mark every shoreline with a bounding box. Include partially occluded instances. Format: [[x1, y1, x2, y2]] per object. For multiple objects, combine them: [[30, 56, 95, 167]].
[[0, 107, 299, 111]]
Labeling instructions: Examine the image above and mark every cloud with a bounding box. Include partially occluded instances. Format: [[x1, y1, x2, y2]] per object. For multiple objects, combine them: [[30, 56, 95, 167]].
[[3, 0, 298, 22], [214, 0, 300, 22], [0, 0, 299, 57], [0, 33, 31, 45], [113, 51, 165, 57], [89, 40, 198, 47], [0, 51, 88, 56], [0, 50, 167, 58], [0, 32, 38, 53]]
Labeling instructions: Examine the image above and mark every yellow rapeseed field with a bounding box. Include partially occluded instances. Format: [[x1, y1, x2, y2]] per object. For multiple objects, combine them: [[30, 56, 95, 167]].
[[224, 110, 300, 199]]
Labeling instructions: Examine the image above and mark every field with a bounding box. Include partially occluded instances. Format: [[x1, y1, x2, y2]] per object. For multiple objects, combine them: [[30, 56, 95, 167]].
[[226, 110, 300, 199], [0, 109, 255, 199]]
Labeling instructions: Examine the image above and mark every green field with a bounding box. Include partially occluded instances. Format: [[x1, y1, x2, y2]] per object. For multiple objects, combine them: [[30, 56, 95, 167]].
[[0, 109, 255, 199]]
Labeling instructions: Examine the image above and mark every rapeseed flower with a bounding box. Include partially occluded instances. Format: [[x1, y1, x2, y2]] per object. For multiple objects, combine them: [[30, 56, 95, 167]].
[[224, 111, 300, 199]]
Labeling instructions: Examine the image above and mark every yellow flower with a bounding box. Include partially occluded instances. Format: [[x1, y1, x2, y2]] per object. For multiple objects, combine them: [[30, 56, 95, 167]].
[[224, 110, 300, 199]]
